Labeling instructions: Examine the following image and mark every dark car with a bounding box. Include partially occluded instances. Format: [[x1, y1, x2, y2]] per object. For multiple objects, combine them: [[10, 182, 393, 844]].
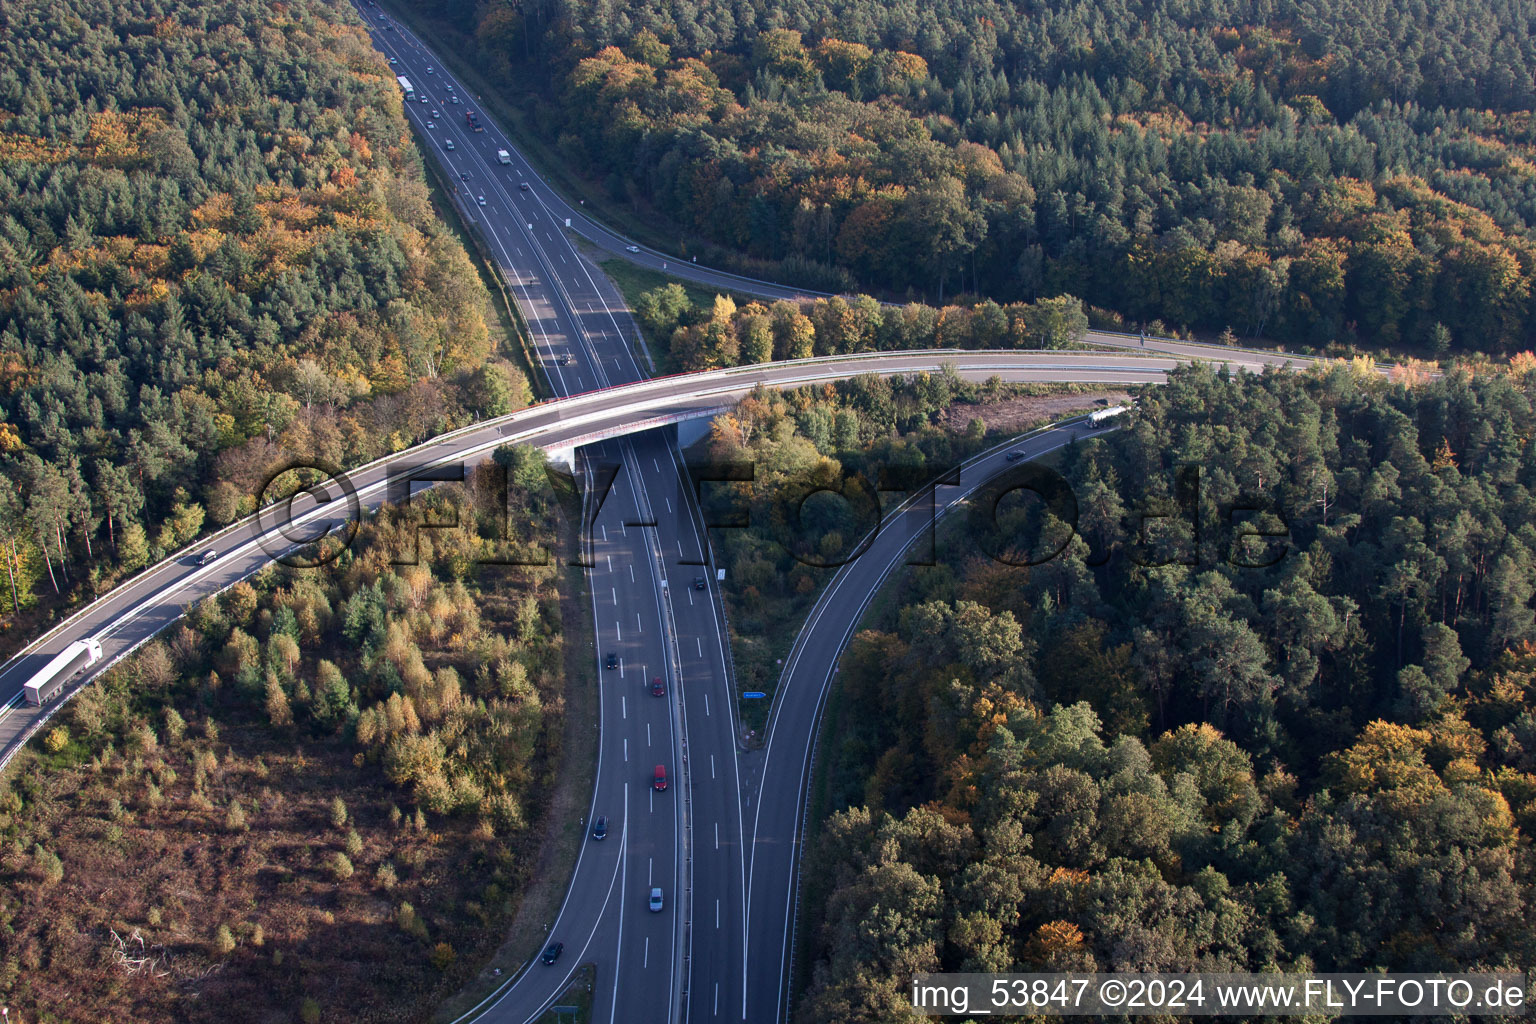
[[605, 652, 618, 670], [692, 576, 707, 591], [541, 942, 563, 964], [459, 172, 470, 181], [651, 676, 665, 697], [653, 765, 667, 791], [591, 816, 607, 840], [519, 182, 530, 191], [1004, 450, 1025, 461]]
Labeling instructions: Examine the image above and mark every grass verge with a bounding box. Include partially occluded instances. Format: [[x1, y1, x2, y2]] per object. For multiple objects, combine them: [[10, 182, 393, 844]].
[[532, 963, 596, 1023], [596, 257, 751, 373]]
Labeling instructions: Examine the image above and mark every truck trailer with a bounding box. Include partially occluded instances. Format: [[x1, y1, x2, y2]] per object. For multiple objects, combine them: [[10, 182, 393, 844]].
[[396, 75, 414, 101], [23, 638, 103, 707], [1087, 405, 1130, 428]]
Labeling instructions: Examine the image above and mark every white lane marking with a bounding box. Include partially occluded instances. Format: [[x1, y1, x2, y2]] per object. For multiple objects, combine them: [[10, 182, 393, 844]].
[[715, 984, 719, 1016], [622, 695, 627, 720], [606, 555, 612, 572], [601, 524, 607, 542], [629, 565, 635, 583], [624, 738, 628, 762], [636, 613, 642, 634], [696, 637, 703, 657], [704, 693, 710, 717], [653, 458, 660, 472], [612, 587, 617, 605], [710, 754, 716, 779], [665, 498, 672, 513], [716, 899, 720, 929], [644, 937, 649, 968], [647, 723, 652, 747], [715, 822, 719, 850], [616, 622, 622, 643], [648, 857, 653, 885], [688, 589, 694, 607]]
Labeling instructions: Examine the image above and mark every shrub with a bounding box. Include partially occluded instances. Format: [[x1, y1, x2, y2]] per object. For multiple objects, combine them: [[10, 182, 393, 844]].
[[329, 853, 354, 881], [430, 942, 456, 970], [33, 844, 63, 885], [42, 727, 68, 754], [213, 924, 236, 956]]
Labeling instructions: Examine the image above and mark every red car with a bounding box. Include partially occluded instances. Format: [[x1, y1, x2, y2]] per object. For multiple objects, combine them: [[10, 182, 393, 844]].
[[653, 765, 667, 791], [651, 676, 665, 697]]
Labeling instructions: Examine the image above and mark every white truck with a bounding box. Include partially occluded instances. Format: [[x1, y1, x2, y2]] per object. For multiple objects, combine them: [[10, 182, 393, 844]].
[[1087, 405, 1129, 428], [396, 75, 415, 102], [23, 638, 103, 706], [497, 149, 512, 165]]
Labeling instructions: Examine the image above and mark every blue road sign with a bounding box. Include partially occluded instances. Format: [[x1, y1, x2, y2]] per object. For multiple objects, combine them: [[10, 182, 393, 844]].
[[742, 691, 767, 699]]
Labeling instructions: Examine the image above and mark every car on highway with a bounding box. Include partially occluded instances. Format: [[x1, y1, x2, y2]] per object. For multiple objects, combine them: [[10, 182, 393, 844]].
[[444, 139, 454, 150], [1004, 450, 1025, 461], [651, 676, 665, 697], [653, 765, 667, 791], [649, 887, 664, 912], [625, 245, 640, 253], [693, 576, 707, 590], [425, 121, 435, 129], [476, 195, 486, 206], [388, 57, 396, 65], [605, 652, 618, 669], [197, 549, 217, 566], [558, 353, 573, 365], [431, 109, 441, 118], [591, 816, 607, 840], [449, 95, 460, 104], [459, 172, 469, 181], [426, 66, 435, 74], [519, 182, 530, 191], [541, 942, 563, 964]]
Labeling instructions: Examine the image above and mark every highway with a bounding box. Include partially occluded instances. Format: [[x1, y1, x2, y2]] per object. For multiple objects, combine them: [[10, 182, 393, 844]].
[[0, 9, 1341, 1024]]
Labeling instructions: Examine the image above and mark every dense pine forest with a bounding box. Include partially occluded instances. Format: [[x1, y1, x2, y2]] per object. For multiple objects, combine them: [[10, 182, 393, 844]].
[[0, 0, 528, 629], [797, 362, 1536, 1019], [420, 0, 1536, 352]]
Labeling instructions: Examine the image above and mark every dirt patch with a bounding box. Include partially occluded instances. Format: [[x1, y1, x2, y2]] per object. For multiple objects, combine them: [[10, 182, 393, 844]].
[[946, 388, 1132, 436]]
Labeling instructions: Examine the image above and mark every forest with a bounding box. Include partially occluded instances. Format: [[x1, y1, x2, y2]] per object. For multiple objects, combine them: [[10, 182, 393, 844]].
[[635, 282, 1089, 372], [692, 370, 1118, 725], [796, 361, 1536, 1019], [419, 0, 1536, 353], [0, 448, 568, 1022], [0, 0, 528, 635]]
